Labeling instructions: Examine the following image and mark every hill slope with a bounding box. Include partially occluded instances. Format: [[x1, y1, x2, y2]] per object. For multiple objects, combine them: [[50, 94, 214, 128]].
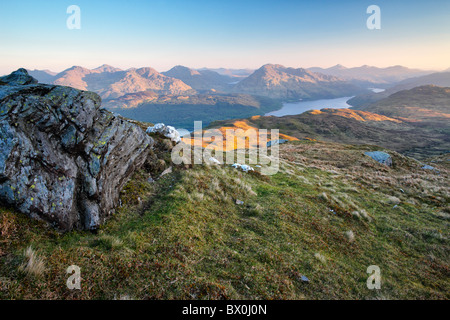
[[207, 107, 450, 159], [1, 138, 448, 299], [353, 85, 450, 124], [309, 65, 432, 85], [348, 72, 450, 107]]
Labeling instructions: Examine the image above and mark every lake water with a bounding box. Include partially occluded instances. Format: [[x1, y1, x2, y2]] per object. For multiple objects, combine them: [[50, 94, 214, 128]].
[[265, 96, 353, 117], [369, 88, 386, 93]]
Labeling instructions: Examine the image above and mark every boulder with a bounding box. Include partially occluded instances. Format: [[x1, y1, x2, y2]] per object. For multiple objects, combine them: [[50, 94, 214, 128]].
[[232, 163, 254, 172], [146, 123, 181, 143], [0, 69, 154, 231], [364, 151, 392, 167]]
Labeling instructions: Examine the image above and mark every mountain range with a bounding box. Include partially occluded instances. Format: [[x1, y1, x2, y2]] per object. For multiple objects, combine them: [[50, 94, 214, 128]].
[[206, 85, 450, 159], [28, 65, 194, 99], [231, 64, 364, 100], [1, 68, 448, 300], [22, 63, 448, 131], [26, 64, 440, 105], [352, 85, 450, 124], [308, 64, 433, 86], [348, 71, 450, 107], [162, 65, 238, 91]]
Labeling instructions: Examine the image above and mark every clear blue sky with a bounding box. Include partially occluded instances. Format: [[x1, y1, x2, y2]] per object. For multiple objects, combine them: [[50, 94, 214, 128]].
[[1, 0, 449, 74]]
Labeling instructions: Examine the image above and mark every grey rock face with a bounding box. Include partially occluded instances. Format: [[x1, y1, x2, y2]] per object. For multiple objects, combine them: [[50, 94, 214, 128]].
[[0, 69, 153, 231], [0, 68, 38, 86], [364, 151, 392, 167]]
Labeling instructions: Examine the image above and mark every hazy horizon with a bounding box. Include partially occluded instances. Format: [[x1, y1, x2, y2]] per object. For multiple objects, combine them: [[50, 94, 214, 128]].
[[8, 63, 448, 76], [1, 0, 450, 75]]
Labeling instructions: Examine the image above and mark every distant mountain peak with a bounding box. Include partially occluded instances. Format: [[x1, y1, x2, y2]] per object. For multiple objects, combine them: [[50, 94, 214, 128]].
[[261, 63, 285, 70], [135, 67, 160, 77], [330, 64, 347, 70], [94, 64, 122, 73], [66, 65, 89, 71], [233, 63, 360, 99], [166, 65, 201, 76]]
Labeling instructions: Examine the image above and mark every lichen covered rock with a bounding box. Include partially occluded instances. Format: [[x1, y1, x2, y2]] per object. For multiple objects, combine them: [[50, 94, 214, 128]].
[[0, 69, 154, 231]]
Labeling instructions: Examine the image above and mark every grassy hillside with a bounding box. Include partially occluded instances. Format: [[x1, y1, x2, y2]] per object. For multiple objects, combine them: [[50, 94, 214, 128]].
[[1, 139, 448, 299], [208, 108, 450, 159], [353, 85, 450, 123], [347, 73, 450, 108]]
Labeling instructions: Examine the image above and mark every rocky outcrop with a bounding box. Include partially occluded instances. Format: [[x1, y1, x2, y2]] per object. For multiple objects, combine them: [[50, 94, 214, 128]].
[[364, 151, 392, 167], [0, 69, 154, 231]]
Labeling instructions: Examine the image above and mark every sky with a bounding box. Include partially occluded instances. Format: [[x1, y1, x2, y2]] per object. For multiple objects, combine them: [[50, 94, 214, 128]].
[[0, 0, 449, 74]]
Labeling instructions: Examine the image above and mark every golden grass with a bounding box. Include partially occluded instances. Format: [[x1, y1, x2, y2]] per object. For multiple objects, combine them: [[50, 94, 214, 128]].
[[19, 247, 46, 278]]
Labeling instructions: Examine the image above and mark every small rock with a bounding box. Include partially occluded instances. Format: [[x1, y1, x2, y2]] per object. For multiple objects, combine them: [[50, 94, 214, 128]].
[[345, 230, 355, 243], [146, 123, 181, 143], [232, 163, 254, 173], [351, 211, 360, 218], [386, 196, 401, 205], [421, 164, 439, 172], [364, 151, 392, 167], [314, 253, 326, 264], [300, 275, 310, 282]]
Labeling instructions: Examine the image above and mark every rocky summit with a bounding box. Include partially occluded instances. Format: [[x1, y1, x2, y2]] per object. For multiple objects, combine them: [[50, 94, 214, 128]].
[[0, 69, 154, 231]]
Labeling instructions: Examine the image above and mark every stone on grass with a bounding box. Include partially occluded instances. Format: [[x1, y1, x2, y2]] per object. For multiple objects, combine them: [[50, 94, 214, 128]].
[[386, 196, 401, 205], [232, 163, 254, 173], [146, 123, 181, 143], [364, 151, 392, 167], [345, 230, 355, 243]]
